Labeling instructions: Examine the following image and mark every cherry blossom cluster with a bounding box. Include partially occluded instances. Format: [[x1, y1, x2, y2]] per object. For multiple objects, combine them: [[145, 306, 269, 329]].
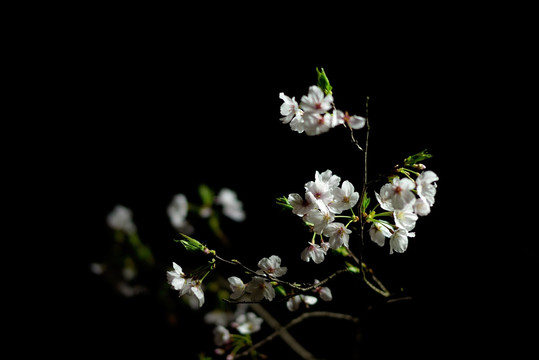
[[204, 304, 265, 354], [368, 170, 439, 254], [279, 85, 366, 136], [228, 255, 287, 302], [284, 170, 359, 264], [167, 261, 206, 307]]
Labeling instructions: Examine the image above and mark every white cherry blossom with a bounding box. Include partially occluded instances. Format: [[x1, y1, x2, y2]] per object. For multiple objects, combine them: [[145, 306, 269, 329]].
[[389, 228, 415, 254], [279, 92, 302, 124], [166, 262, 186, 291], [323, 222, 352, 249], [227, 276, 246, 300], [393, 208, 418, 231], [245, 277, 275, 302], [300, 242, 326, 264], [385, 177, 416, 210], [329, 180, 359, 213], [256, 255, 287, 277], [288, 191, 317, 216], [416, 170, 439, 207], [300, 85, 333, 114], [369, 221, 392, 247]]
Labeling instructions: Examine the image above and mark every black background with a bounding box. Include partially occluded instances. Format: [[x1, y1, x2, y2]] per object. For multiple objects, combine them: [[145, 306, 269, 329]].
[[36, 11, 536, 360]]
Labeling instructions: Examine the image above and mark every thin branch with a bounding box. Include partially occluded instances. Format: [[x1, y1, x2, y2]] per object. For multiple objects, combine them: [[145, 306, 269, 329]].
[[244, 303, 315, 360], [234, 309, 360, 359], [357, 96, 370, 268], [349, 126, 364, 151], [215, 254, 349, 296]]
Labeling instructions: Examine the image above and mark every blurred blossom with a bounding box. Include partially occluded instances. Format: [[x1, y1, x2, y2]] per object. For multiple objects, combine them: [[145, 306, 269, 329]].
[[286, 295, 318, 312], [107, 205, 137, 234], [90, 263, 105, 275], [234, 312, 263, 335], [204, 310, 234, 326], [213, 325, 231, 347], [215, 188, 245, 222], [167, 194, 194, 234]]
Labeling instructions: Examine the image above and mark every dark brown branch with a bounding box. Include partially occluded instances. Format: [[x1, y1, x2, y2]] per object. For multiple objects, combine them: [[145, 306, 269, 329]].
[[234, 309, 360, 359]]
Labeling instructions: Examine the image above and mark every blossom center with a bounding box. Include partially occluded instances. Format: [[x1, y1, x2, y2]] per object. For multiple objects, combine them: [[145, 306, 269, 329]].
[[394, 186, 402, 194]]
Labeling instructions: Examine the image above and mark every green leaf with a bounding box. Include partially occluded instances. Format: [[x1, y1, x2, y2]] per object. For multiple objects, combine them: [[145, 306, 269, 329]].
[[274, 285, 287, 297], [332, 246, 350, 257], [403, 149, 432, 167], [316, 67, 333, 95], [345, 261, 361, 274], [361, 195, 371, 214]]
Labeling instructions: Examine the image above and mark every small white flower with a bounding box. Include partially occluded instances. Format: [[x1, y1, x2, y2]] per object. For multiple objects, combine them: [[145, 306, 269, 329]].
[[279, 92, 302, 124], [329, 180, 359, 214], [386, 177, 416, 210], [107, 205, 137, 234], [413, 196, 431, 216], [375, 187, 394, 212], [369, 222, 392, 247], [305, 204, 335, 234], [289, 114, 305, 133], [416, 170, 439, 207], [314, 170, 341, 190], [313, 279, 333, 301], [303, 112, 332, 136], [245, 277, 275, 302], [300, 243, 326, 264], [300, 85, 334, 114], [166, 262, 186, 291], [337, 110, 366, 130], [389, 228, 415, 254], [235, 312, 263, 334], [286, 295, 318, 312], [256, 255, 287, 277], [228, 276, 246, 300], [323, 222, 352, 249], [180, 278, 205, 307], [288, 192, 317, 216], [393, 209, 418, 231], [304, 178, 333, 206]]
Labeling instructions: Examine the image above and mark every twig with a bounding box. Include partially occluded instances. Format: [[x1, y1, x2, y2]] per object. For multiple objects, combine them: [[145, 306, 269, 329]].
[[215, 254, 349, 295], [357, 96, 370, 267], [244, 303, 316, 360], [349, 126, 364, 151], [234, 309, 360, 359]]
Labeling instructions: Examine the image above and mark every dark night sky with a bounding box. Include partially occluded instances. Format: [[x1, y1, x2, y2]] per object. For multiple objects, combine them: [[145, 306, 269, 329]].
[[41, 14, 535, 359]]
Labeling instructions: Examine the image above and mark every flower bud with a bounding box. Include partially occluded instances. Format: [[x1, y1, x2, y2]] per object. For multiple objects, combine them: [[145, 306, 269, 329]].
[[178, 233, 206, 253]]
